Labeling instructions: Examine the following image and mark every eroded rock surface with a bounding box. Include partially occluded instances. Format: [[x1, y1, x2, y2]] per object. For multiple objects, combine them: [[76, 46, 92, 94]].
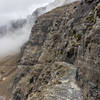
[[12, 0, 100, 100]]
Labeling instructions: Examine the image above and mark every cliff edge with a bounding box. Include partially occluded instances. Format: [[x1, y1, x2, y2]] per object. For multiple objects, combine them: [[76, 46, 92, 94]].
[[12, 0, 100, 100]]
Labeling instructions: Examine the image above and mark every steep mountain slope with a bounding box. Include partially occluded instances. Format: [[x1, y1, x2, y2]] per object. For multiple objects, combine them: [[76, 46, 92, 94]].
[[0, 0, 100, 100], [11, 0, 100, 100], [12, 1, 83, 100], [0, 0, 80, 100]]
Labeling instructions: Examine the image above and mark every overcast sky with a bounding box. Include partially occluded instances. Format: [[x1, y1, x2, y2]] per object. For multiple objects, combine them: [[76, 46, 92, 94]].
[[0, 0, 54, 25]]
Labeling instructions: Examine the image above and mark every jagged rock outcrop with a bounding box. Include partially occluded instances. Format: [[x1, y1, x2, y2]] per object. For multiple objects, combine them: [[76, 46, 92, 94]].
[[11, 0, 100, 100], [75, 0, 100, 100], [12, 1, 83, 100]]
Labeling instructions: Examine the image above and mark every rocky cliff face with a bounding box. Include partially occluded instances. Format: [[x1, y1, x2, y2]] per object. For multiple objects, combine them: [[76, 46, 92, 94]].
[[75, 0, 100, 99], [11, 0, 100, 100]]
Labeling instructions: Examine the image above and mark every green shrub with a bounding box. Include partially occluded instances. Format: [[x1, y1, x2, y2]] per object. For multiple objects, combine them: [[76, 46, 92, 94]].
[[75, 33, 82, 41], [87, 15, 95, 23]]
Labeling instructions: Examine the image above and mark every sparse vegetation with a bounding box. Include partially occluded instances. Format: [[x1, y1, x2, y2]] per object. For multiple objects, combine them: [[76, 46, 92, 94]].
[[75, 33, 82, 41], [86, 15, 95, 23]]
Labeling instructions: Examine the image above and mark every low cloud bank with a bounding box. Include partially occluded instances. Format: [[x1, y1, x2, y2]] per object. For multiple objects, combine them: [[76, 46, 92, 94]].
[[0, 25, 30, 57]]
